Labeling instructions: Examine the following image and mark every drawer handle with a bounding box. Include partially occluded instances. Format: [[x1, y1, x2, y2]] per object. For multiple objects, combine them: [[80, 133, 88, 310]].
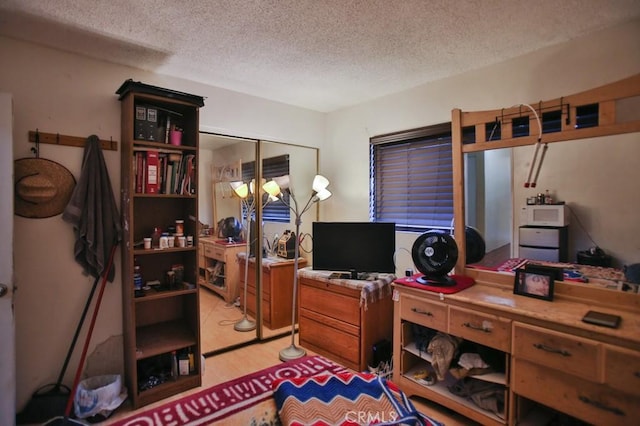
[[463, 322, 490, 333], [411, 307, 433, 317], [533, 343, 571, 357], [579, 396, 625, 416], [635, 371, 640, 379]]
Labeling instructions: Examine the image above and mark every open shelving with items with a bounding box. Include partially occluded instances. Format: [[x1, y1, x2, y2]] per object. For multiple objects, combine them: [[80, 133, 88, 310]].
[[399, 321, 508, 424], [393, 287, 511, 426], [117, 80, 204, 408]]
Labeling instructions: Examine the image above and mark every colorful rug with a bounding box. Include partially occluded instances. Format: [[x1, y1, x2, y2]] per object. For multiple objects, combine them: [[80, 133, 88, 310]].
[[273, 372, 443, 426], [110, 355, 348, 426]]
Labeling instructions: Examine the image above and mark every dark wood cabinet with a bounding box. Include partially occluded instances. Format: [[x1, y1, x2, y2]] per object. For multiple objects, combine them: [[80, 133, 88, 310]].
[[118, 80, 204, 408]]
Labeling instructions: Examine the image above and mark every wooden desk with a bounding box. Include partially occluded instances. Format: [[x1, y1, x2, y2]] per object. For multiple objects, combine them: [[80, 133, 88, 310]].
[[199, 238, 245, 303], [238, 255, 307, 330]]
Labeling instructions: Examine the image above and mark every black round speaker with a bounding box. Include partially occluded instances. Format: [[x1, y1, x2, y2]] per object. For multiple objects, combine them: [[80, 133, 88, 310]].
[[411, 231, 458, 286]]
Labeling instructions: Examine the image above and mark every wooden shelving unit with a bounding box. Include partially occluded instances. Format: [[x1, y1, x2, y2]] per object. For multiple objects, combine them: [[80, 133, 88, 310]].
[[117, 80, 204, 408]]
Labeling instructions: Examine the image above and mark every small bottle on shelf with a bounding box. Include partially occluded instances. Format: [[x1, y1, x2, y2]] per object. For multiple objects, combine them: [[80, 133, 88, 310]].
[[544, 189, 553, 204], [171, 350, 178, 380], [188, 347, 195, 374], [133, 259, 143, 297]]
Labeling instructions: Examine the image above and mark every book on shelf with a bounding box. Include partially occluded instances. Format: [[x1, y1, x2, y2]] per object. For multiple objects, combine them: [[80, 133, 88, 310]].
[[134, 104, 183, 143], [131, 148, 195, 195], [145, 149, 159, 194]]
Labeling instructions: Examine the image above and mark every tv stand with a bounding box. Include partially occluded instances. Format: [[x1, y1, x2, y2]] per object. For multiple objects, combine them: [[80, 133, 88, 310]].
[[298, 268, 395, 370]]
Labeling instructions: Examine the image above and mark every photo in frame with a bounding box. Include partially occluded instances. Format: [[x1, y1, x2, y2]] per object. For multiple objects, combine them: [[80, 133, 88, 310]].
[[514, 269, 554, 301], [524, 263, 564, 281]]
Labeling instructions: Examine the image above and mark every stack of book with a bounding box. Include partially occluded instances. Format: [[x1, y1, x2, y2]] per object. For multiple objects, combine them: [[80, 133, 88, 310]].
[[133, 148, 196, 195]]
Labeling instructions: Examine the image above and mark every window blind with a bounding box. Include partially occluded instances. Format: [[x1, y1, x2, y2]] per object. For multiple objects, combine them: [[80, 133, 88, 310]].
[[242, 154, 290, 222], [370, 124, 453, 231]]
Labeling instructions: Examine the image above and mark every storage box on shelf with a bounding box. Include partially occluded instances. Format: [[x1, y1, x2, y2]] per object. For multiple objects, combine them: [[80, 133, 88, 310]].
[[117, 80, 204, 408], [238, 254, 308, 330]]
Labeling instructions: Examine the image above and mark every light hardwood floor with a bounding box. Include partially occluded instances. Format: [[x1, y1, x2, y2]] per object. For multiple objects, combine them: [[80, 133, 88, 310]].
[[200, 282, 296, 354], [106, 333, 474, 425]]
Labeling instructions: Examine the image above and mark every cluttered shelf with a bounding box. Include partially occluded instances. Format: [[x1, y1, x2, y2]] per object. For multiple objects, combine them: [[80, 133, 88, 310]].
[[468, 257, 638, 294]]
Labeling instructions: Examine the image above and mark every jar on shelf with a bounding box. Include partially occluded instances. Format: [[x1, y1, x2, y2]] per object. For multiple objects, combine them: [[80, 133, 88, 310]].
[[151, 227, 162, 249]]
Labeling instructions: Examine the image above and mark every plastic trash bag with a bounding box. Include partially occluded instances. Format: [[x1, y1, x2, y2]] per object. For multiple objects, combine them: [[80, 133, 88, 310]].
[[74, 374, 127, 419]]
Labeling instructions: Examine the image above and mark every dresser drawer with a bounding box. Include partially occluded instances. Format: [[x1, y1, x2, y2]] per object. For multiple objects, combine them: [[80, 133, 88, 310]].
[[400, 294, 448, 332], [513, 358, 639, 426], [604, 345, 640, 395], [512, 322, 601, 381], [449, 306, 511, 352], [299, 279, 360, 327], [299, 313, 359, 369], [202, 243, 225, 262]]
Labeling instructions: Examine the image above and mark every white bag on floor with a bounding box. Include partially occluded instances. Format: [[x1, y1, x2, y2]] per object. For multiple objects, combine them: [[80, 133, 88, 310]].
[[74, 374, 127, 419]]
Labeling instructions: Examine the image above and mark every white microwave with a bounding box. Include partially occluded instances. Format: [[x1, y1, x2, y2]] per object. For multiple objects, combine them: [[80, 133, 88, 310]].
[[521, 204, 569, 227]]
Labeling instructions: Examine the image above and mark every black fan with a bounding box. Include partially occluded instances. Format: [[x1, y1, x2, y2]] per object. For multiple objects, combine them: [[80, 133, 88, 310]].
[[411, 231, 459, 286], [464, 226, 486, 264], [218, 217, 242, 241]]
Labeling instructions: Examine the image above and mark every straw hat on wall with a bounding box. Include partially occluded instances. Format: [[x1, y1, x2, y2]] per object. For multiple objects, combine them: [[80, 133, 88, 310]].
[[14, 157, 76, 218]]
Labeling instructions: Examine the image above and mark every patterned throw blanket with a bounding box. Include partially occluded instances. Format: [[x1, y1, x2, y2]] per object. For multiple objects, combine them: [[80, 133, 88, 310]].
[[273, 372, 443, 426]]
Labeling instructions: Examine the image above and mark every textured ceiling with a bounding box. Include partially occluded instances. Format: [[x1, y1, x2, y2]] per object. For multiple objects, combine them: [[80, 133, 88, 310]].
[[1, 0, 640, 112]]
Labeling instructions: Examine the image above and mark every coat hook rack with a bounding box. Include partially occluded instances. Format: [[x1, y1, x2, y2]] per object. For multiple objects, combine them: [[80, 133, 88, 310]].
[[28, 130, 118, 151], [31, 128, 40, 157]]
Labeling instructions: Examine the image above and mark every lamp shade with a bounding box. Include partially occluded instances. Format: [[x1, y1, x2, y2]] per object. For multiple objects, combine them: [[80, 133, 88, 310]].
[[274, 175, 290, 190], [232, 182, 249, 199], [312, 175, 330, 192], [263, 180, 281, 197], [316, 188, 332, 201]]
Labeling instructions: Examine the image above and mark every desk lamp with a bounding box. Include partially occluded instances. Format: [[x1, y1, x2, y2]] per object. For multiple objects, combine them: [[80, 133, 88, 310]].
[[263, 174, 331, 361]]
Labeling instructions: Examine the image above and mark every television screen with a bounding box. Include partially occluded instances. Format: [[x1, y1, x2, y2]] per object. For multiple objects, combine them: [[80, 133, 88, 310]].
[[312, 222, 396, 277]]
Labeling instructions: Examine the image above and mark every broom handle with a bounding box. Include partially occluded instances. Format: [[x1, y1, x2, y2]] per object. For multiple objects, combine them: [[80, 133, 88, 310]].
[[63, 244, 117, 419], [55, 274, 100, 389]]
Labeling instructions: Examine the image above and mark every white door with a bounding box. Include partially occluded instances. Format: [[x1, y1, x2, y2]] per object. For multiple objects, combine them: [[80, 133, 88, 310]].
[[0, 93, 16, 425]]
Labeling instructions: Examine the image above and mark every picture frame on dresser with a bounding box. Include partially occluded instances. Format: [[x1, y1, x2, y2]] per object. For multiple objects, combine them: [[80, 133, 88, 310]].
[[514, 269, 554, 301]]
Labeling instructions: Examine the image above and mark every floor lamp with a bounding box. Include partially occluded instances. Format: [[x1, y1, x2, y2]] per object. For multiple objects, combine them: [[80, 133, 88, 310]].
[[231, 180, 276, 332], [230, 181, 257, 332], [264, 174, 332, 361]]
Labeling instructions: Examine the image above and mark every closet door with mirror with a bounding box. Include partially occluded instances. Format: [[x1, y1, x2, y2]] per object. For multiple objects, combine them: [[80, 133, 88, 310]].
[[198, 133, 319, 354]]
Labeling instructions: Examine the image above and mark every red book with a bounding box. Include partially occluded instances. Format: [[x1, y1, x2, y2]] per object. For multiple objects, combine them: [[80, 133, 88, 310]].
[[145, 150, 159, 194], [135, 152, 143, 193]]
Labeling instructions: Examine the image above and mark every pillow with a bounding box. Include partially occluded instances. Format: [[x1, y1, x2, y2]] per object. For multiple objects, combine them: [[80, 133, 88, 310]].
[[272, 372, 442, 426]]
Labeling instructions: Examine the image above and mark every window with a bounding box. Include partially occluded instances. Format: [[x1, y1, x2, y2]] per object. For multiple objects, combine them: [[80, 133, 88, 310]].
[[370, 123, 453, 232], [242, 154, 290, 223]]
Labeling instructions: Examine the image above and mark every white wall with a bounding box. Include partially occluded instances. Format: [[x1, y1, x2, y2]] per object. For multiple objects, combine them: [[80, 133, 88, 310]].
[[0, 36, 324, 410], [323, 18, 640, 274]]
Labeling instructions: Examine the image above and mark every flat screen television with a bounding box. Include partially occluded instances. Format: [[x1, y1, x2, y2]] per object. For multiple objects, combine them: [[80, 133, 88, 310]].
[[312, 222, 396, 278]]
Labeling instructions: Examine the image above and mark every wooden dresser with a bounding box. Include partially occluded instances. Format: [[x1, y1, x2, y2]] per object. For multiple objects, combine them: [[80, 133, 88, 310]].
[[298, 268, 395, 371], [392, 277, 640, 426], [238, 254, 307, 330]]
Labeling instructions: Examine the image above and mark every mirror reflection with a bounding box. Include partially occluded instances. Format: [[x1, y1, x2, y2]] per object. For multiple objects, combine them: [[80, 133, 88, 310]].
[[464, 133, 640, 290], [197, 133, 319, 354]]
